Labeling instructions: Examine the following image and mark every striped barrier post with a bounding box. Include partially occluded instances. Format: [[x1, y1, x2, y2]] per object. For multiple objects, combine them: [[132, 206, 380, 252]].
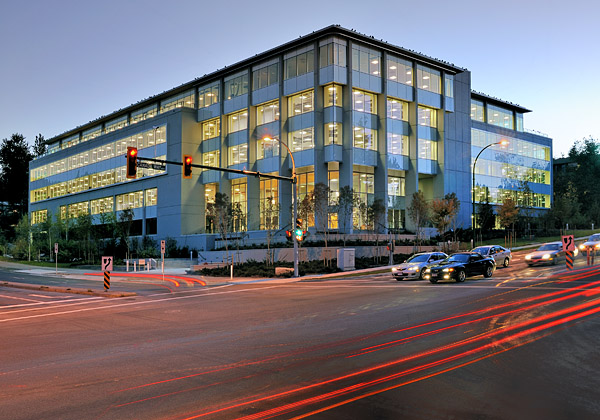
[[104, 271, 110, 290], [566, 251, 574, 270]]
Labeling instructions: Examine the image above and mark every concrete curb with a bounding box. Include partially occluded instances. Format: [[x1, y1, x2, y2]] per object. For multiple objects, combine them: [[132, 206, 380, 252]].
[[0, 281, 137, 298]]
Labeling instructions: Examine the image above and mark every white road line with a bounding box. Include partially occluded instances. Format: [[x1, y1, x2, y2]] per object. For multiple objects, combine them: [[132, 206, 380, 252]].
[[0, 296, 102, 312], [0, 286, 280, 323], [0, 294, 43, 303]]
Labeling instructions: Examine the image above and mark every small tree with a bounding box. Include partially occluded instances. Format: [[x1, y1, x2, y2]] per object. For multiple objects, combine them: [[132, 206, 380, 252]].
[[430, 196, 456, 251], [477, 196, 496, 236], [262, 196, 279, 265], [334, 186, 358, 247], [407, 191, 430, 251], [498, 197, 519, 248], [118, 208, 134, 260], [445, 192, 461, 243], [207, 192, 233, 266], [312, 183, 331, 256], [33, 133, 47, 157], [367, 198, 386, 261]]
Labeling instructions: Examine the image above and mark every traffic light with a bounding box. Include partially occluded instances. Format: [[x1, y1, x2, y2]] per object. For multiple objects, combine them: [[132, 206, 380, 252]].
[[126, 147, 138, 179], [294, 218, 304, 242], [285, 230, 292, 240], [183, 155, 193, 178]]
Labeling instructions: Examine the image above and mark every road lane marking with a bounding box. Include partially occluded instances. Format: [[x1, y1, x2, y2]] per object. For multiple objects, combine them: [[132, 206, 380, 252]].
[[0, 294, 43, 303], [0, 286, 280, 323]]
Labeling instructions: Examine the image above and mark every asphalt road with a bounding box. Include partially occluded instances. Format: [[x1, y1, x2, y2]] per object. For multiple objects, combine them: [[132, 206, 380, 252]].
[[1, 254, 599, 420]]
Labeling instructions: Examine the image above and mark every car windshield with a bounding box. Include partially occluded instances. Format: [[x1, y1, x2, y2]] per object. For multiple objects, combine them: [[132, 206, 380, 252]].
[[472, 247, 489, 254], [447, 254, 469, 263], [406, 254, 430, 263], [538, 243, 560, 251], [589, 234, 600, 241]]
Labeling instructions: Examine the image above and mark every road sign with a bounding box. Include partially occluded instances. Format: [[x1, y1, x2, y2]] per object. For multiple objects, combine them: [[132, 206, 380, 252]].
[[102, 256, 113, 272], [562, 235, 575, 252], [54, 242, 58, 255], [161, 240, 165, 255]]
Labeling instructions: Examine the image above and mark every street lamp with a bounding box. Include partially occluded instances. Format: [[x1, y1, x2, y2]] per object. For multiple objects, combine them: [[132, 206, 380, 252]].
[[263, 137, 299, 277], [472, 139, 508, 247]]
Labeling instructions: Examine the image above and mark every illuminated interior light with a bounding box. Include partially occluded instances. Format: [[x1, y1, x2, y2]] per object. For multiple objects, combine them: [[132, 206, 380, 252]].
[[390, 65, 397, 70]]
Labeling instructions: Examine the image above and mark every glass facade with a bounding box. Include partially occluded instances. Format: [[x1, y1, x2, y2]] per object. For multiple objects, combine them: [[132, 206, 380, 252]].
[[256, 100, 279, 125], [289, 90, 314, 115], [224, 72, 249, 100], [252, 63, 279, 91], [417, 65, 441, 94], [387, 56, 412, 85], [284, 50, 314, 80]]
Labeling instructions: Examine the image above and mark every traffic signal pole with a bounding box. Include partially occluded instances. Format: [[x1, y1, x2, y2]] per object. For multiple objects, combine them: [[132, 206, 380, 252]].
[[128, 139, 300, 277]]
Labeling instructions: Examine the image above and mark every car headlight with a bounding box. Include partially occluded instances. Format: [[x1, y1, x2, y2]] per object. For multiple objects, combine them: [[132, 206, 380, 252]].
[[425, 268, 431, 273], [442, 268, 454, 272], [392, 267, 398, 272], [579, 244, 586, 250], [542, 254, 551, 260], [525, 255, 532, 260], [596, 244, 600, 249], [411, 266, 420, 271], [574, 249, 579, 256]]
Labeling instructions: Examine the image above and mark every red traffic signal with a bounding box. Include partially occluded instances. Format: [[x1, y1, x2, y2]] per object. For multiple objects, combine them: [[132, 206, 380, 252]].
[[183, 155, 193, 178], [126, 147, 138, 179]]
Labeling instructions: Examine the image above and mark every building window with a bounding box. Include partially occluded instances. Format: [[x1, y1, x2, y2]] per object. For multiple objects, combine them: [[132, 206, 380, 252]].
[[224, 72, 249, 100], [319, 40, 347, 68], [81, 126, 102, 143], [252, 63, 279, 91], [418, 139, 438, 160], [145, 188, 157, 207], [352, 89, 376, 114], [116, 191, 144, 210], [290, 127, 314, 152], [256, 100, 279, 125], [471, 100, 485, 122], [298, 171, 315, 226], [351, 45, 381, 76], [325, 123, 342, 145], [68, 201, 90, 218], [198, 83, 219, 108], [131, 105, 158, 125], [418, 106, 437, 127], [228, 143, 248, 165], [328, 169, 340, 229], [104, 115, 128, 134], [353, 126, 377, 151], [388, 176, 405, 197], [228, 109, 248, 133], [387, 133, 409, 155], [445, 74, 454, 98], [203, 150, 220, 168], [352, 172, 374, 229], [387, 98, 408, 121], [202, 118, 220, 140], [284, 50, 314, 80], [324, 84, 342, 107], [160, 89, 195, 113], [516, 113, 524, 132], [231, 178, 247, 232], [257, 136, 279, 159], [288, 90, 314, 115], [259, 175, 279, 230], [417, 65, 441, 94], [31, 209, 47, 225], [387, 56, 412, 85], [91, 197, 114, 215], [487, 104, 514, 129]]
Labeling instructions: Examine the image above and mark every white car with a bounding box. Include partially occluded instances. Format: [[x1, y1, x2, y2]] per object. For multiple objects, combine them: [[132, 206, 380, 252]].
[[392, 252, 448, 280], [525, 241, 577, 266], [471, 245, 512, 268], [578, 233, 600, 255]]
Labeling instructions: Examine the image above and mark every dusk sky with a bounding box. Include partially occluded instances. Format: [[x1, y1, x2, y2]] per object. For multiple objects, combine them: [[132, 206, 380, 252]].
[[1, 0, 597, 158]]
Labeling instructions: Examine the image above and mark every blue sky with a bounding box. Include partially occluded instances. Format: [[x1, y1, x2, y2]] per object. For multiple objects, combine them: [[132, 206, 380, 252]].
[[1, 0, 597, 158]]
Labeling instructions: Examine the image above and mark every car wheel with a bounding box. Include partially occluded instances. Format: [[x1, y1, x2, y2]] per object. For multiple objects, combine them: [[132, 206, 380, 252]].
[[503, 257, 510, 268], [419, 269, 425, 280], [395, 277, 403, 281], [456, 270, 466, 282], [483, 265, 494, 278], [429, 278, 438, 284]]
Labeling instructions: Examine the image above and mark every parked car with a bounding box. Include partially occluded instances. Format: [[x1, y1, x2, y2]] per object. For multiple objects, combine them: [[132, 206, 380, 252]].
[[424, 252, 496, 283], [471, 245, 512, 268], [578, 233, 600, 255], [391, 252, 448, 280], [525, 241, 577, 266]]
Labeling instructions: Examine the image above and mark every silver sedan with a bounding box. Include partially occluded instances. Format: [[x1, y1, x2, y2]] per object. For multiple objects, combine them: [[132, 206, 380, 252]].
[[471, 245, 512, 268], [392, 252, 448, 280]]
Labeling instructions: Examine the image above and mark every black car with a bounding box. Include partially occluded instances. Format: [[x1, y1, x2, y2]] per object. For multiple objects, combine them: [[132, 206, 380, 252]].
[[424, 252, 496, 283]]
